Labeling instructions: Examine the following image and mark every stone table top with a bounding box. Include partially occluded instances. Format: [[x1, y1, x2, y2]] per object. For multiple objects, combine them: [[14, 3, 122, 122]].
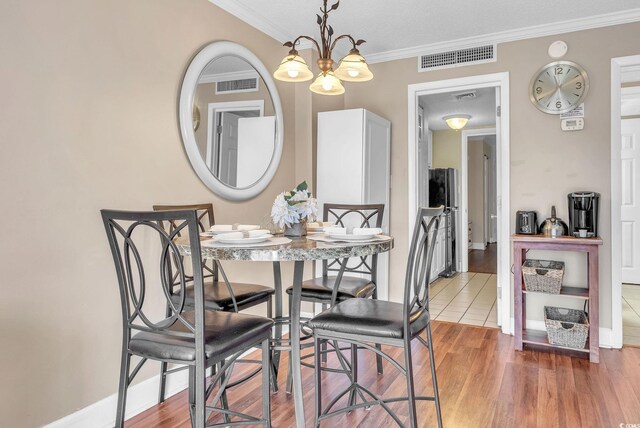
[[178, 235, 394, 262]]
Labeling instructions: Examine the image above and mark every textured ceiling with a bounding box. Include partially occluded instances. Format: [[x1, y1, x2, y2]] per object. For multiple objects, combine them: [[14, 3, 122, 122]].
[[419, 87, 496, 131], [211, 0, 640, 61]]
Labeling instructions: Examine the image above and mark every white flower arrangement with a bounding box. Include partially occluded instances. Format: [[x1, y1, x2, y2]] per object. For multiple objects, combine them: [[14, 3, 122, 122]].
[[271, 181, 318, 229]]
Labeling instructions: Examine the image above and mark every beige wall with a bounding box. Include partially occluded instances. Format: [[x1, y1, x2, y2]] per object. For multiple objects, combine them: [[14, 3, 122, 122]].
[[431, 129, 461, 169], [0, 0, 298, 426], [344, 22, 640, 330], [468, 138, 485, 245]]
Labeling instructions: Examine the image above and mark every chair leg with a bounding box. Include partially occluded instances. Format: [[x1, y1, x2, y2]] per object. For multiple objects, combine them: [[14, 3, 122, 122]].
[[404, 339, 418, 428], [427, 326, 443, 428], [286, 297, 293, 394], [372, 292, 384, 375], [321, 303, 328, 364], [314, 335, 322, 428], [266, 295, 280, 393], [158, 362, 168, 404], [114, 352, 131, 428], [158, 303, 173, 403], [262, 339, 272, 428], [348, 343, 358, 408], [219, 360, 231, 423]]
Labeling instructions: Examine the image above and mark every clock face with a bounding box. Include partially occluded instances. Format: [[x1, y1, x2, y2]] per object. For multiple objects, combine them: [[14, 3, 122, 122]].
[[529, 60, 589, 114]]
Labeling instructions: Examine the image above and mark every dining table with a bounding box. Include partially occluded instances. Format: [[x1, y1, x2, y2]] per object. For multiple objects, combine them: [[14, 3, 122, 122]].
[[180, 233, 393, 427]]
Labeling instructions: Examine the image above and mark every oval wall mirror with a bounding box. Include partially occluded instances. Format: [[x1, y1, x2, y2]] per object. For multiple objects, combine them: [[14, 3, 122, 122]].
[[179, 41, 283, 201]]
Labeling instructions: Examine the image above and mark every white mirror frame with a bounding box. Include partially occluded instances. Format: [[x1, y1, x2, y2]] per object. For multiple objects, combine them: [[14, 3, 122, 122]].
[[179, 41, 284, 201]]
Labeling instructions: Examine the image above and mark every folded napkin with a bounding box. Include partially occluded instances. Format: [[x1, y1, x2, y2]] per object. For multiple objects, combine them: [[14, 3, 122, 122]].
[[354, 227, 383, 235], [324, 227, 382, 235], [324, 227, 346, 235], [308, 221, 335, 228], [210, 224, 259, 232], [218, 229, 270, 239]]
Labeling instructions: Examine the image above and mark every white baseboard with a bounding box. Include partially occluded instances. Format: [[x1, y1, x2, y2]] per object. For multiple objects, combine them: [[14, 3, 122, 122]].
[[45, 366, 190, 428], [470, 242, 486, 250], [44, 312, 315, 427]]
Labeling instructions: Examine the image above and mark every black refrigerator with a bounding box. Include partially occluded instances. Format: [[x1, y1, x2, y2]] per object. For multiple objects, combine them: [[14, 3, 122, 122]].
[[428, 168, 457, 278]]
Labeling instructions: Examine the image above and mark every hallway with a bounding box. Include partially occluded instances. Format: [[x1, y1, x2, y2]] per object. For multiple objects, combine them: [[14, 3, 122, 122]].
[[430, 272, 498, 328], [467, 243, 497, 274]]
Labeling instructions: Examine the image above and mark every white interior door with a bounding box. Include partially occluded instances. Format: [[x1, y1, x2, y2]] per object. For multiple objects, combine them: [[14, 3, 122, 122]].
[[218, 112, 240, 187], [621, 118, 640, 284], [494, 87, 502, 326]]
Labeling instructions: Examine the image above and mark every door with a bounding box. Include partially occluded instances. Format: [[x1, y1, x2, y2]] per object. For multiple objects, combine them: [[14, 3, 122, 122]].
[[217, 111, 240, 187], [621, 118, 640, 284]]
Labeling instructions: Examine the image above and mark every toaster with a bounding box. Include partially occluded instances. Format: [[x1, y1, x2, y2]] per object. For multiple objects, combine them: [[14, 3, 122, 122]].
[[516, 211, 538, 235]]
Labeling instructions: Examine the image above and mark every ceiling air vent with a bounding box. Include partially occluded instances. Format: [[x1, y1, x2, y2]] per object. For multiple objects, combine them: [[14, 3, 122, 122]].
[[419, 44, 496, 72], [215, 77, 259, 94]]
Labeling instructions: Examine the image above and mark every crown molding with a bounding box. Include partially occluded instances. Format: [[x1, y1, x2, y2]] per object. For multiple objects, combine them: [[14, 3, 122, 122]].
[[367, 8, 640, 64], [209, 1, 640, 65], [199, 69, 259, 84], [209, 0, 313, 50]]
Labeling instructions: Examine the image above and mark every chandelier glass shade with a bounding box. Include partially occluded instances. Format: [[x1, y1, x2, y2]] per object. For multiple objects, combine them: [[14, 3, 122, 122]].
[[273, 53, 315, 82], [309, 71, 345, 95], [443, 114, 471, 130], [273, 0, 373, 95]]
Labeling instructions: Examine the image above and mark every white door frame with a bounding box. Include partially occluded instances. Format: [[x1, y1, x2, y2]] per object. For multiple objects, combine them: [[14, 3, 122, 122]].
[[408, 72, 511, 334], [206, 100, 264, 170], [461, 127, 497, 271], [611, 55, 640, 349]]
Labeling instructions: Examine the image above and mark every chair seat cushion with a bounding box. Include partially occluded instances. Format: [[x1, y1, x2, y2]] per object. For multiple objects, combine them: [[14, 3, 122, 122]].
[[130, 310, 273, 362], [172, 281, 275, 311], [285, 276, 376, 302], [308, 299, 429, 340]]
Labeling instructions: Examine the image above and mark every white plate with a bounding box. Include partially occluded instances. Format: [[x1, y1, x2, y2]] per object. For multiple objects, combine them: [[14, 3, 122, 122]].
[[216, 234, 272, 245], [326, 233, 376, 241]]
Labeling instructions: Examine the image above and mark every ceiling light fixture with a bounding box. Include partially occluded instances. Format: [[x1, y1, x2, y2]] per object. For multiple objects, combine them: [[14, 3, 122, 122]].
[[443, 114, 471, 130], [273, 0, 373, 96]]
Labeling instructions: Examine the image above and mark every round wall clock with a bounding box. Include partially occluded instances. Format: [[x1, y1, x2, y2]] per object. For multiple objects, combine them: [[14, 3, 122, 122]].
[[529, 60, 589, 114]]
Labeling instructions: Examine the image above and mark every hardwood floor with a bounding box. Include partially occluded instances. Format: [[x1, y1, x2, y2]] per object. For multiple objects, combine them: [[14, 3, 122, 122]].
[[468, 243, 497, 274], [127, 322, 640, 427]]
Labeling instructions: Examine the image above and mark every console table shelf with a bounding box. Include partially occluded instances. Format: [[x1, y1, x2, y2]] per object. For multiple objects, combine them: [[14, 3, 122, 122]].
[[512, 234, 602, 363]]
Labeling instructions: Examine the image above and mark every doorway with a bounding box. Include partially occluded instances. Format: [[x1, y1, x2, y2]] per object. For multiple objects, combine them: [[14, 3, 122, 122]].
[[408, 72, 510, 334], [206, 100, 265, 187], [611, 55, 640, 349]]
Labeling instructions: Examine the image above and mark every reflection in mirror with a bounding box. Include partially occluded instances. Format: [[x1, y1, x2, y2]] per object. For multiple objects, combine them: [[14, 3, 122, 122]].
[[193, 56, 276, 188]]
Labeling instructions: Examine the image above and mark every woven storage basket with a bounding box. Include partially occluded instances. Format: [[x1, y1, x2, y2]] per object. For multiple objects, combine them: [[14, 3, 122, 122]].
[[544, 306, 589, 349], [522, 259, 564, 294]]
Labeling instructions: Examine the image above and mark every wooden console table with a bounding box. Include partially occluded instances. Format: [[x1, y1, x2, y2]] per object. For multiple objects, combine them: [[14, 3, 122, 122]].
[[512, 234, 602, 363]]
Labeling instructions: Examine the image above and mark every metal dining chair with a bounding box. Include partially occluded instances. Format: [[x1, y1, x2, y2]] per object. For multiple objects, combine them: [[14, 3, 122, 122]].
[[308, 206, 444, 428], [153, 203, 275, 402], [279, 203, 385, 391], [102, 209, 272, 428]]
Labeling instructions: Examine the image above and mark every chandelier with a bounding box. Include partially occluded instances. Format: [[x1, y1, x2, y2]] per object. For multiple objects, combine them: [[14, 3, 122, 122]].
[[273, 0, 373, 95]]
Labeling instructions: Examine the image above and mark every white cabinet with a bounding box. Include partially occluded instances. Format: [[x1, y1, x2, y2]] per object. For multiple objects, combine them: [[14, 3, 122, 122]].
[[316, 108, 391, 300]]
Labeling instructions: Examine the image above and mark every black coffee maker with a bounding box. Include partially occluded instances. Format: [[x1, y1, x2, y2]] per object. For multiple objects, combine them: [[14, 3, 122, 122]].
[[567, 191, 600, 238]]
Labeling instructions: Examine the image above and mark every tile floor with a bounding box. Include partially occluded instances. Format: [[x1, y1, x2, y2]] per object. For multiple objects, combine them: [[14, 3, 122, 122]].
[[429, 272, 498, 328], [623, 283, 640, 347]]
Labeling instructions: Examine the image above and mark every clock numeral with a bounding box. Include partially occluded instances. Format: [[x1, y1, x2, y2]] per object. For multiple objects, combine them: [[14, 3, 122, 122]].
[[555, 67, 564, 75], [576, 82, 582, 90], [535, 87, 542, 94], [556, 101, 562, 109]]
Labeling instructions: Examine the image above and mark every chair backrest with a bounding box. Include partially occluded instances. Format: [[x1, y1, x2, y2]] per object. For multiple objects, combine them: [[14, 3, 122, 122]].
[[153, 203, 217, 281], [101, 209, 206, 346], [403, 206, 444, 332], [322, 203, 384, 278]]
